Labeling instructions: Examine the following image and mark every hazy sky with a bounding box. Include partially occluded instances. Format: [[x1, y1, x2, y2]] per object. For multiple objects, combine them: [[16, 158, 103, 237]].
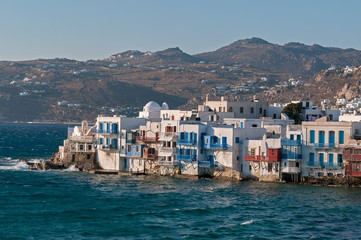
[[1, 0, 360, 61]]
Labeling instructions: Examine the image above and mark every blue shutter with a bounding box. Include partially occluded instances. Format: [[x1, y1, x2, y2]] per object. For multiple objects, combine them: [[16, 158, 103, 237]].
[[329, 131, 335, 144], [193, 133, 197, 143], [319, 131, 325, 144], [185, 132, 189, 140], [193, 149, 197, 161], [310, 130, 315, 143], [297, 135, 301, 141], [180, 132, 185, 140], [100, 138, 103, 144], [186, 149, 191, 155], [339, 131, 344, 144], [338, 154, 343, 166], [235, 137, 240, 143], [99, 123, 103, 130], [290, 134, 294, 140], [222, 137, 227, 147]]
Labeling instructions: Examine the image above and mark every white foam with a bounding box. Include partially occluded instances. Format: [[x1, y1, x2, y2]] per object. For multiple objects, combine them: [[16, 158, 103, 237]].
[[241, 220, 254, 225], [0, 161, 29, 171], [63, 164, 79, 172]]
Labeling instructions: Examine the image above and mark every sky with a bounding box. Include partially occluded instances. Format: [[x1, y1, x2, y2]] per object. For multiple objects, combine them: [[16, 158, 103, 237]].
[[0, 0, 360, 61]]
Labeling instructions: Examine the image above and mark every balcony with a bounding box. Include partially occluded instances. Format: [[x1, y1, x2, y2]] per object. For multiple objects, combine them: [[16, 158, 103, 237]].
[[125, 152, 142, 158], [203, 143, 227, 150], [281, 153, 302, 160], [281, 139, 302, 146], [93, 129, 118, 134], [136, 136, 159, 143], [176, 154, 197, 161], [158, 160, 179, 166], [159, 147, 177, 155], [177, 138, 196, 146], [244, 155, 280, 162], [313, 143, 336, 149], [343, 153, 361, 161], [282, 167, 301, 173], [306, 161, 344, 169], [68, 135, 94, 143], [198, 161, 214, 167], [99, 145, 118, 150]]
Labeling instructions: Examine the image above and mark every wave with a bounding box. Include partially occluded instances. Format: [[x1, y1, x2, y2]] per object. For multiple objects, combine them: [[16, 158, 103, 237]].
[[63, 164, 79, 172], [0, 161, 29, 171], [240, 219, 255, 225]]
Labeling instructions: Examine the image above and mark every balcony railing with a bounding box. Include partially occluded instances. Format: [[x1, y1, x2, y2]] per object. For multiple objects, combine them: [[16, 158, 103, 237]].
[[343, 153, 361, 161], [125, 152, 142, 158], [136, 136, 159, 143], [158, 160, 179, 166], [203, 143, 227, 150], [244, 155, 280, 162], [281, 153, 302, 160], [99, 145, 118, 150], [68, 135, 94, 143], [143, 154, 158, 160], [313, 143, 336, 149], [159, 147, 177, 154], [177, 138, 196, 145], [282, 166, 301, 173], [281, 139, 302, 146], [176, 154, 197, 161], [198, 161, 214, 167], [306, 161, 344, 169], [93, 129, 118, 134]]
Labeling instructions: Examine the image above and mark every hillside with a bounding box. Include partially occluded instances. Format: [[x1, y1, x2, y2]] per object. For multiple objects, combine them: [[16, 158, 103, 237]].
[[257, 66, 361, 104], [1, 38, 361, 122]]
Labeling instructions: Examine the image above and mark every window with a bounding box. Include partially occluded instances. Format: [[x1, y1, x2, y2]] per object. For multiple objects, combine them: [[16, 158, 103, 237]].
[[296, 162, 300, 168], [268, 163, 272, 172], [251, 148, 256, 156], [260, 108, 263, 114], [79, 144, 84, 150], [240, 107, 243, 113], [319, 153, 324, 167], [329, 154, 334, 167], [240, 122, 244, 128], [229, 107, 233, 112], [339, 131, 344, 144], [72, 154, 75, 162], [249, 165, 252, 171], [250, 107, 254, 114], [290, 134, 294, 140], [88, 145, 92, 151], [100, 138, 103, 145], [235, 137, 240, 143], [219, 107, 222, 112], [338, 154, 342, 166], [252, 124, 257, 128], [127, 145, 131, 152], [136, 146, 140, 152], [236, 156, 240, 161], [87, 154, 91, 159]]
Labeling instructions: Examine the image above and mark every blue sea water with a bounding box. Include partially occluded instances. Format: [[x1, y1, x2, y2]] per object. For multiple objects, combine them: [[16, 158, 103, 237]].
[[1, 123, 361, 239]]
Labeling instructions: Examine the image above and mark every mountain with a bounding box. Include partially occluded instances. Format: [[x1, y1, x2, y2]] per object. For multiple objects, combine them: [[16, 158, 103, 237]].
[[195, 37, 361, 76], [107, 47, 200, 65], [1, 38, 361, 122]]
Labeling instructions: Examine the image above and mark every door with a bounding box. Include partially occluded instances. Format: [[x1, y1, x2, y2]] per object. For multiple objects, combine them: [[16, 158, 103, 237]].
[[329, 131, 335, 145], [319, 131, 325, 146], [328, 154, 334, 167], [309, 153, 314, 166], [319, 153, 324, 167]]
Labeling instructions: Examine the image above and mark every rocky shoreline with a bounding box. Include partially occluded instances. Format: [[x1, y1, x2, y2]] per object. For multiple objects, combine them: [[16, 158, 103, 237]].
[[21, 158, 361, 187]]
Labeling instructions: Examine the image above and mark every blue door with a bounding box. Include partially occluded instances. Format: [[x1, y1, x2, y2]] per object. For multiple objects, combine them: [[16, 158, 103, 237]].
[[222, 137, 227, 148], [309, 153, 314, 166], [319, 153, 324, 167], [328, 154, 334, 167]]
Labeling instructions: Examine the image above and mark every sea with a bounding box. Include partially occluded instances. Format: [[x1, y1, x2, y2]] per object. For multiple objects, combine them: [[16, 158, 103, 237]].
[[1, 123, 361, 239]]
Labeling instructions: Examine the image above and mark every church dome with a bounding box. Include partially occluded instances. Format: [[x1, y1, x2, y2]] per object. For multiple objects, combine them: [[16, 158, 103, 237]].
[[144, 101, 161, 112], [161, 102, 169, 110]]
